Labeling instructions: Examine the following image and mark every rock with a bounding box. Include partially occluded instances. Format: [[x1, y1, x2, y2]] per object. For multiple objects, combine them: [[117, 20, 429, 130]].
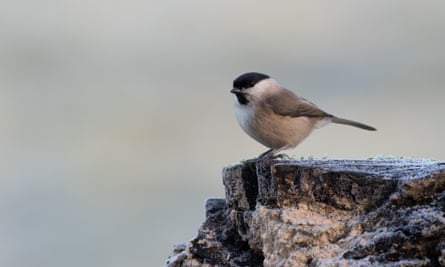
[[165, 157, 445, 267], [165, 198, 264, 267]]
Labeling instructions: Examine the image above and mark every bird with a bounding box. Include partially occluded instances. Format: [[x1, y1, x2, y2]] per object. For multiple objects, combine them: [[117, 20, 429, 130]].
[[230, 72, 376, 158]]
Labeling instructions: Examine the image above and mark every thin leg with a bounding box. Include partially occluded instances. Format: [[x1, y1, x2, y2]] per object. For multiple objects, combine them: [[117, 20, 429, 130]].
[[256, 148, 291, 170], [258, 148, 274, 159], [258, 146, 290, 160]]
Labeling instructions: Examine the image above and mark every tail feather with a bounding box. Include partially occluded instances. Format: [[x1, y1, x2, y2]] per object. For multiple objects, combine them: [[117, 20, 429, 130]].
[[331, 117, 377, 131]]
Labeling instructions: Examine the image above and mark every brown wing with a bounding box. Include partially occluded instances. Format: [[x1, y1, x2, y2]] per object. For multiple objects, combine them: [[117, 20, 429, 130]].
[[264, 88, 332, 118]]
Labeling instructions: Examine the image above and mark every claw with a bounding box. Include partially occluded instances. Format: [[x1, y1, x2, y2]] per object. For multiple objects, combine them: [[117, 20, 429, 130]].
[[274, 153, 290, 160], [258, 149, 274, 159]]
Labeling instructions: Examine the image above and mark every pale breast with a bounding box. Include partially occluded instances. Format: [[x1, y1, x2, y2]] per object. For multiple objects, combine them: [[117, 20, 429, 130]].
[[234, 102, 254, 134], [234, 101, 318, 150]]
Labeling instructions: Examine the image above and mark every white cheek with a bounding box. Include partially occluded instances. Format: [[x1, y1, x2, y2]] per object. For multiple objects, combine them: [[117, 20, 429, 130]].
[[254, 78, 279, 97], [234, 102, 253, 131], [233, 95, 240, 104]]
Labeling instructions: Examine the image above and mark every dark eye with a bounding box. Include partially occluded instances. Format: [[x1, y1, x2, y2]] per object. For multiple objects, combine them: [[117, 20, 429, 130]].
[[249, 81, 255, 87]]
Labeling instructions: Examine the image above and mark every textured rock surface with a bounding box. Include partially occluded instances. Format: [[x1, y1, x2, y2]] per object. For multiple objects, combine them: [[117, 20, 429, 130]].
[[166, 157, 445, 267]]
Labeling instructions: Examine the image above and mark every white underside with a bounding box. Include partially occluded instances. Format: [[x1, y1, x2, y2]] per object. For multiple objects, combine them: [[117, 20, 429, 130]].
[[234, 101, 254, 132]]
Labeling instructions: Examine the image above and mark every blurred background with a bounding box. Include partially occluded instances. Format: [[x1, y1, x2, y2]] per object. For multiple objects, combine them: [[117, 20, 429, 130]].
[[0, 1, 444, 266]]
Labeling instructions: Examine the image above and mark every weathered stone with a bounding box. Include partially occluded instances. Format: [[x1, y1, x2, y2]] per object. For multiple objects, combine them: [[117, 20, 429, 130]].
[[165, 198, 263, 267], [166, 157, 445, 267]]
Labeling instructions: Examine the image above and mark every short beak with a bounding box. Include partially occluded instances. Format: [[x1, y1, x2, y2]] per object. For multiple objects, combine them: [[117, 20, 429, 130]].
[[230, 88, 241, 94]]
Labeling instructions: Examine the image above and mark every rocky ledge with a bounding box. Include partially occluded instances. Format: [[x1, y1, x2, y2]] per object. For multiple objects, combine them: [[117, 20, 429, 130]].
[[166, 157, 445, 267]]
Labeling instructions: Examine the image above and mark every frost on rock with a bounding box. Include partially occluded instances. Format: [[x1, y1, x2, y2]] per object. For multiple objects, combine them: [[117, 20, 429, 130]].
[[166, 158, 445, 267]]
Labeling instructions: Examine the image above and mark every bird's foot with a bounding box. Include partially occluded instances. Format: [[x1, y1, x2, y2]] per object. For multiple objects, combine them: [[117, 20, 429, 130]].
[[257, 149, 290, 161], [273, 153, 290, 160], [256, 149, 290, 169], [256, 149, 273, 169], [258, 149, 274, 159]]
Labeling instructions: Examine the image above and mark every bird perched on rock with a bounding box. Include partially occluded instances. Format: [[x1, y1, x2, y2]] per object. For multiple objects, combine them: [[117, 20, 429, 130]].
[[230, 72, 376, 158]]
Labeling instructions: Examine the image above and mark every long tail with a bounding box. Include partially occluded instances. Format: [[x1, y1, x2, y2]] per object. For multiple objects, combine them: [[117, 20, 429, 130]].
[[331, 116, 377, 131]]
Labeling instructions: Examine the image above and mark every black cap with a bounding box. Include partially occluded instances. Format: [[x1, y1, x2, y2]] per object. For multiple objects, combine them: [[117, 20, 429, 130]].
[[233, 72, 270, 89]]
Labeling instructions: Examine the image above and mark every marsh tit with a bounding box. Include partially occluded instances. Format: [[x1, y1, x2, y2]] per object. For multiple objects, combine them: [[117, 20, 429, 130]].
[[230, 72, 376, 158]]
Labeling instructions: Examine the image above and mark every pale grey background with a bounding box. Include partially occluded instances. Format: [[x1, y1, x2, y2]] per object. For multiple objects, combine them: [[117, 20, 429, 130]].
[[0, 1, 444, 266]]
